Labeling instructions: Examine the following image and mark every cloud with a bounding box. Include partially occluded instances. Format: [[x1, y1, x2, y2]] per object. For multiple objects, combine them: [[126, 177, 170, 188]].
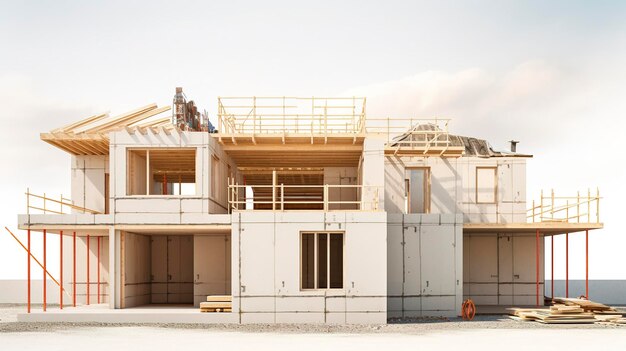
[[343, 60, 575, 144]]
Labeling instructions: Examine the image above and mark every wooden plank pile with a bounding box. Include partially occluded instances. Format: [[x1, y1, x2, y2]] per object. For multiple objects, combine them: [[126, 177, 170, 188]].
[[509, 297, 625, 325], [200, 295, 232, 313]]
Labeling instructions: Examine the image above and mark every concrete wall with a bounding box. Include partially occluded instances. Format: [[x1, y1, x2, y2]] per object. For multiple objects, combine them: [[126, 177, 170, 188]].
[[7, 280, 625, 306], [194, 234, 231, 306], [459, 158, 526, 223], [463, 233, 544, 306], [546, 280, 626, 306], [208, 136, 241, 214], [387, 213, 463, 318], [71, 155, 109, 214], [59, 234, 110, 306], [362, 138, 385, 211], [0, 280, 61, 304], [324, 167, 358, 210], [123, 232, 151, 308], [108, 130, 241, 219], [150, 235, 194, 304], [384, 156, 526, 223], [231, 211, 387, 324]]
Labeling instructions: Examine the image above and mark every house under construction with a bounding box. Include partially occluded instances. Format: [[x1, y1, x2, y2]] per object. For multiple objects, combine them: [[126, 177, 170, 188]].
[[13, 89, 603, 323]]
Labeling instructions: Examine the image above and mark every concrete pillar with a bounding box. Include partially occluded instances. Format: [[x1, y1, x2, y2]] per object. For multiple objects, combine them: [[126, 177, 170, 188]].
[[109, 227, 121, 309], [361, 138, 385, 211]]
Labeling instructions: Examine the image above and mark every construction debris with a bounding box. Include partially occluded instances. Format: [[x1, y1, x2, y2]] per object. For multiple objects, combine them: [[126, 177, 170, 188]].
[[200, 295, 232, 313], [509, 297, 626, 325]]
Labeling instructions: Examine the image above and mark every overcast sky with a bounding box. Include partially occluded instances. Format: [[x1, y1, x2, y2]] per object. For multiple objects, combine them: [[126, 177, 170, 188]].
[[1, 0, 625, 280]]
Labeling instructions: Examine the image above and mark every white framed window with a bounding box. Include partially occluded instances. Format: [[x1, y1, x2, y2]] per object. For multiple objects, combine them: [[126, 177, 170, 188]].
[[301, 232, 344, 290], [127, 148, 197, 196]]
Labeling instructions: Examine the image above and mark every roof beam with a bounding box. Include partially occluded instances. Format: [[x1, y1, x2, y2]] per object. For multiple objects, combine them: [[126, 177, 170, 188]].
[[220, 144, 363, 152], [51, 113, 109, 134], [78, 103, 157, 134], [96, 105, 170, 133]]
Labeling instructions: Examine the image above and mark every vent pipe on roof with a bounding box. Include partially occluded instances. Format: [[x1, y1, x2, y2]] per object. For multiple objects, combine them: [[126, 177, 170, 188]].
[[509, 140, 519, 153]]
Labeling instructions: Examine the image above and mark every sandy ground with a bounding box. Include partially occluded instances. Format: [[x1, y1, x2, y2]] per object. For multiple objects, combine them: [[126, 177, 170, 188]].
[[1, 304, 625, 350]]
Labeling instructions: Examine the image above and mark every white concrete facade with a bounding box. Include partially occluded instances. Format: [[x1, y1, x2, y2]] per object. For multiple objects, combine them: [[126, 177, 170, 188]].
[[18, 124, 542, 324], [383, 154, 531, 316]]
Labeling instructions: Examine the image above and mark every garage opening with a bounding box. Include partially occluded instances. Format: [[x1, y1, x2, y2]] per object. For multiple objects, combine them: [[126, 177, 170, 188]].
[[122, 232, 231, 308]]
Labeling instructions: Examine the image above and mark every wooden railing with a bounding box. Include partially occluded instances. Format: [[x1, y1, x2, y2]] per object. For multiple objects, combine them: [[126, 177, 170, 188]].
[[527, 189, 601, 224], [365, 118, 455, 149], [26, 188, 101, 215], [217, 96, 367, 135], [228, 182, 380, 211]]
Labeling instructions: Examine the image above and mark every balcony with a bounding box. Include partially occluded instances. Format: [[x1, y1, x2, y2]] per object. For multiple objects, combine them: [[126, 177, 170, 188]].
[[228, 183, 380, 212], [527, 189, 601, 224]]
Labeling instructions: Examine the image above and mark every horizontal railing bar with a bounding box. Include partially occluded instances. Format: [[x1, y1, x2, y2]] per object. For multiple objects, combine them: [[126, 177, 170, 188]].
[[26, 191, 101, 214], [28, 206, 64, 215], [229, 185, 375, 188], [219, 96, 367, 100]]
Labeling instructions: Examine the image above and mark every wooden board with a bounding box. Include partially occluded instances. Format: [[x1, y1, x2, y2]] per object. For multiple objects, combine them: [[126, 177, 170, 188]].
[[207, 295, 232, 302], [200, 308, 232, 313], [200, 302, 232, 309], [553, 297, 612, 311], [509, 298, 622, 325]]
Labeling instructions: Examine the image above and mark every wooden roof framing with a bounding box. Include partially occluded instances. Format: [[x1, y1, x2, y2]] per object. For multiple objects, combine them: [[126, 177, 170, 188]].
[[41, 104, 173, 155]]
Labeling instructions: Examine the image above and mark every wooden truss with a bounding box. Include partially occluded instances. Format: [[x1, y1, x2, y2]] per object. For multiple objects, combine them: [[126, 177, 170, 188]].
[[41, 104, 173, 155]]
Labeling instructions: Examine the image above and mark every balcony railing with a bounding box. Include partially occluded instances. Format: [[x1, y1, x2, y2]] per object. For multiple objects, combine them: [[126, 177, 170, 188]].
[[217, 96, 367, 135], [26, 188, 101, 215], [228, 183, 380, 211], [527, 189, 601, 224]]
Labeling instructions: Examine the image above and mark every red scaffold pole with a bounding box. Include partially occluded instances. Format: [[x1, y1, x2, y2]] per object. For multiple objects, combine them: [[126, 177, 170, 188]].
[[43, 229, 47, 312], [60, 230, 63, 309]]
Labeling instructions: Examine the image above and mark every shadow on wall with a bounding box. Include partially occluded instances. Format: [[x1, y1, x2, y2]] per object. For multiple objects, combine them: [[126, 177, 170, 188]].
[[430, 158, 461, 214], [545, 280, 626, 305]]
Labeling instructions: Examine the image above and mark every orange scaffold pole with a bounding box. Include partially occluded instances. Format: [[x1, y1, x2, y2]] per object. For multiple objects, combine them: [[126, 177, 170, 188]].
[[4, 227, 70, 303]]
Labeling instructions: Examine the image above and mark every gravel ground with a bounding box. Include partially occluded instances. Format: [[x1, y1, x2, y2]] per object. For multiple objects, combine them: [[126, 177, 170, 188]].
[[1, 304, 624, 334]]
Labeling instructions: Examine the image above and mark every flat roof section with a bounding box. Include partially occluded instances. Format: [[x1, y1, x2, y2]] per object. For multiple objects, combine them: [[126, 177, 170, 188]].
[[219, 142, 364, 168]]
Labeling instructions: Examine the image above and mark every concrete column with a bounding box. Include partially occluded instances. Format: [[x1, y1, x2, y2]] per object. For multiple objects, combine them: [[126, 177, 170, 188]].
[[362, 138, 385, 211], [109, 227, 121, 309]]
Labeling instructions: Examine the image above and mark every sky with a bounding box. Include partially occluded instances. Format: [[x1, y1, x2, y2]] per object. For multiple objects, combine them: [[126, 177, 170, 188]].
[[0, 0, 625, 280]]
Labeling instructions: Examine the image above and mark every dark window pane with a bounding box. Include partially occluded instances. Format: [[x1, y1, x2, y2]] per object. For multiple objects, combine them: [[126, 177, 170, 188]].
[[301, 234, 315, 289], [330, 233, 343, 288]]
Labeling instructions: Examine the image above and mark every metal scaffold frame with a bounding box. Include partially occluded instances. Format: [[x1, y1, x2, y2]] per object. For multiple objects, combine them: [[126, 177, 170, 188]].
[[4, 227, 106, 313]]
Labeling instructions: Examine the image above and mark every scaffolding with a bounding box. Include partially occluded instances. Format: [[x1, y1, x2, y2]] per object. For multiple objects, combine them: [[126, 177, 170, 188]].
[[528, 188, 601, 224], [217, 96, 367, 135]]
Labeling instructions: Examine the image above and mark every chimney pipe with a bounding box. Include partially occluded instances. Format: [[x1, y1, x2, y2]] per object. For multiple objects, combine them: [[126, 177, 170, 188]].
[[509, 140, 519, 153]]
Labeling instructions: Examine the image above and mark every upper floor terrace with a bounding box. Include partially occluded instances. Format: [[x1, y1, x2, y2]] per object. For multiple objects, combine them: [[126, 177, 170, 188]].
[[214, 96, 465, 160]]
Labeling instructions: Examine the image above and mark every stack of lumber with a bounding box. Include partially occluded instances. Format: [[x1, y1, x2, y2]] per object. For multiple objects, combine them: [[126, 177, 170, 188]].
[[594, 315, 626, 325], [509, 305, 597, 324], [553, 297, 612, 311], [200, 295, 232, 313], [509, 297, 625, 324]]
